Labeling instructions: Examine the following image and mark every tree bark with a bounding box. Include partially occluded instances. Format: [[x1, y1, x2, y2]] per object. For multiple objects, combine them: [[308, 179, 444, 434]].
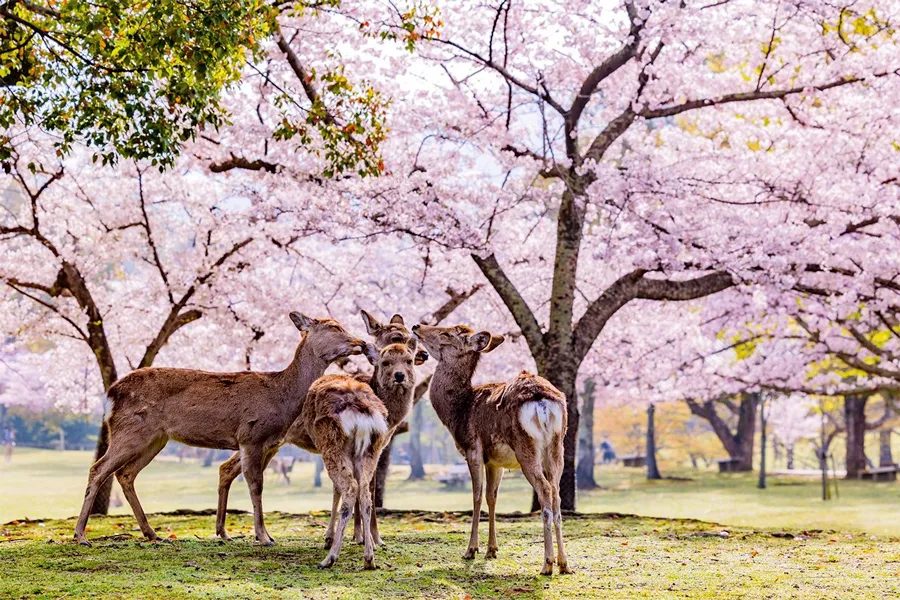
[[313, 455, 324, 488], [576, 379, 598, 489], [880, 429, 895, 467], [844, 394, 868, 479], [787, 445, 795, 470], [374, 438, 393, 508], [646, 403, 662, 480], [407, 399, 426, 480], [758, 398, 768, 489], [686, 393, 758, 471]]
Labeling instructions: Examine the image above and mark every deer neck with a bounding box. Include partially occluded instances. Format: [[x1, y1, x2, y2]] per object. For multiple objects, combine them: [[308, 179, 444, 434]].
[[370, 371, 415, 429], [429, 353, 479, 441], [278, 334, 328, 415]]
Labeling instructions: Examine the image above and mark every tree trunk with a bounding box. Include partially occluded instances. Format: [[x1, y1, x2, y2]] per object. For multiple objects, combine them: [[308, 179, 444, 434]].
[[374, 438, 393, 508], [757, 398, 768, 489], [313, 455, 324, 488], [646, 403, 662, 480], [787, 445, 795, 470], [533, 364, 578, 511], [880, 429, 895, 467], [576, 379, 598, 489], [844, 394, 868, 479], [202, 448, 215, 468], [407, 400, 426, 480], [686, 393, 758, 472]]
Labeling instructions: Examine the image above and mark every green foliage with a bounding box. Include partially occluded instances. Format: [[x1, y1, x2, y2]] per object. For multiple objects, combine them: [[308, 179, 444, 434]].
[[0, 0, 273, 166]]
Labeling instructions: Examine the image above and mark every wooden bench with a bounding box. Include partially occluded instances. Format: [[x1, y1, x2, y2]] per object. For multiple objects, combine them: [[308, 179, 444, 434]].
[[717, 458, 744, 473], [620, 454, 646, 468], [859, 465, 898, 482], [435, 465, 471, 489]]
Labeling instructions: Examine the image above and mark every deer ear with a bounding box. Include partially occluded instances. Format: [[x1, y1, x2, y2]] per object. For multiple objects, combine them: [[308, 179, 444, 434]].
[[389, 314, 405, 326], [363, 342, 379, 365], [360, 310, 382, 335], [405, 337, 418, 353], [290, 312, 315, 332], [467, 331, 493, 352], [484, 334, 505, 353]]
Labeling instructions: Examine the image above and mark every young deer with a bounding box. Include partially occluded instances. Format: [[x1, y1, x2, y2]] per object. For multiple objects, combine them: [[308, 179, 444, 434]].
[[296, 340, 416, 569], [74, 313, 366, 547], [213, 310, 425, 542], [412, 323, 571, 576]]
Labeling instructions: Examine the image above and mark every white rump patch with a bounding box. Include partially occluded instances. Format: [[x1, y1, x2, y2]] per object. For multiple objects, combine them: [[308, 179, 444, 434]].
[[338, 410, 388, 455], [519, 400, 563, 445]]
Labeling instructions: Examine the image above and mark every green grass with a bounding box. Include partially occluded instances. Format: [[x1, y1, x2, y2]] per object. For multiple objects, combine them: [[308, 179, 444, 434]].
[[2, 449, 900, 598], [2, 510, 899, 599], [2, 448, 899, 536]]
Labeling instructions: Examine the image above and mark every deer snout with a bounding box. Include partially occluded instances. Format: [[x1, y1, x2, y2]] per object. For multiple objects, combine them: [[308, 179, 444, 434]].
[[411, 324, 420, 332], [394, 372, 406, 383], [414, 349, 429, 365]]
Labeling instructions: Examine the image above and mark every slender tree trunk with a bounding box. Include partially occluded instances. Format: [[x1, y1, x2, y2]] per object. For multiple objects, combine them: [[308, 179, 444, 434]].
[[374, 438, 393, 508], [646, 403, 662, 480], [844, 394, 868, 479], [880, 429, 895, 467], [576, 379, 598, 489], [689, 453, 699, 469], [758, 398, 768, 489], [787, 445, 795, 470], [313, 455, 324, 488], [819, 405, 830, 501], [407, 400, 426, 480]]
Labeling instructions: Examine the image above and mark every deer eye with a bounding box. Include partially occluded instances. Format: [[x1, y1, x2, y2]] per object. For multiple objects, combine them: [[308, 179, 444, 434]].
[[381, 361, 390, 367], [406, 359, 413, 365]]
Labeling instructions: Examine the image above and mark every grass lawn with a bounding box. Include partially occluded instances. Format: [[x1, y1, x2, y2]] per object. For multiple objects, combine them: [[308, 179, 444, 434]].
[[1, 448, 898, 536], [2, 449, 899, 598], [2, 510, 899, 599]]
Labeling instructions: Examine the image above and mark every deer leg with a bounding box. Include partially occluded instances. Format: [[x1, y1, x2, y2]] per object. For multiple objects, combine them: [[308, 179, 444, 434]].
[[74, 439, 144, 545], [518, 448, 556, 576], [358, 452, 380, 570], [216, 452, 243, 541], [484, 464, 503, 559], [240, 445, 274, 546], [115, 436, 167, 541], [548, 436, 571, 574], [463, 451, 484, 560], [319, 449, 358, 569], [369, 476, 383, 546], [324, 484, 340, 549]]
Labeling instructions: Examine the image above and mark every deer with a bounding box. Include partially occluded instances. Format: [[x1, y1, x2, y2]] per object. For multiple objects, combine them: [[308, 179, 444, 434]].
[[294, 338, 418, 569], [213, 310, 426, 543], [73, 313, 367, 547], [411, 322, 571, 576]]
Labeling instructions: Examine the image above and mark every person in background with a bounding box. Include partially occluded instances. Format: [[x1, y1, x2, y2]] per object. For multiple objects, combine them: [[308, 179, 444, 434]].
[[3, 428, 15, 462]]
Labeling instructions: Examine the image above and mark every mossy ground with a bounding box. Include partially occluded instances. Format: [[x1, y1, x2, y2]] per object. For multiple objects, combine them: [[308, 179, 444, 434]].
[[2, 510, 899, 599]]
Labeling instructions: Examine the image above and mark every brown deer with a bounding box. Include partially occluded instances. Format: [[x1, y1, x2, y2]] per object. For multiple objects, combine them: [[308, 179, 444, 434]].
[[295, 340, 416, 569], [411, 323, 571, 575], [73, 313, 366, 547], [213, 310, 425, 542]]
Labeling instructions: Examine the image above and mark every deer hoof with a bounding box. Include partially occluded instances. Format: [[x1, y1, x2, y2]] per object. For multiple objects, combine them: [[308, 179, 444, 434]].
[[485, 548, 498, 559], [375, 537, 385, 547], [318, 557, 335, 569], [558, 563, 573, 575], [76, 539, 92, 548], [218, 534, 234, 542], [364, 559, 377, 571], [540, 561, 554, 576], [462, 548, 478, 560]]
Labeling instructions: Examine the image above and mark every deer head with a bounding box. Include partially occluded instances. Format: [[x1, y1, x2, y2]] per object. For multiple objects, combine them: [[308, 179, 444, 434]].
[[411, 323, 505, 362], [360, 310, 428, 364], [364, 338, 418, 390], [290, 312, 367, 362]]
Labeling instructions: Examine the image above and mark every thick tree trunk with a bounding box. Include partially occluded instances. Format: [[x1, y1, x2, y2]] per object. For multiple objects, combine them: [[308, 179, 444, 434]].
[[787, 445, 795, 470], [686, 393, 758, 472], [576, 379, 598, 489], [374, 438, 393, 508], [758, 399, 768, 489], [880, 429, 895, 467], [844, 394, 868, 479], [533, 364, 578, 511], [202, 448, 215, 468], [407, 400, 426, 481], [646, 403, 662, 480]]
